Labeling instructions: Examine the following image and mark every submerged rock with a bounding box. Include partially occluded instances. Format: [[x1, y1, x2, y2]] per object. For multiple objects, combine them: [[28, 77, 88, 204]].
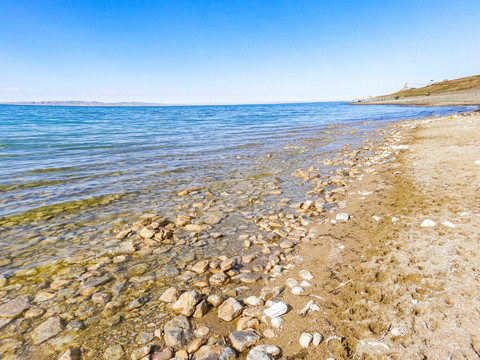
[[31, 316, 64, 345], [0, 296, 30, 318], [164, 315, 192, 347]]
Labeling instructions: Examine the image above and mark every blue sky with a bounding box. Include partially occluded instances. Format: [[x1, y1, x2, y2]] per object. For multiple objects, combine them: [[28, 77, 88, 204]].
[[1, 0, 479, 104]]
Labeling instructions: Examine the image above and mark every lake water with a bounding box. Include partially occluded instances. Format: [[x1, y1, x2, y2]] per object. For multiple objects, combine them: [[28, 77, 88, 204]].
[[0, 102, 473, 273]]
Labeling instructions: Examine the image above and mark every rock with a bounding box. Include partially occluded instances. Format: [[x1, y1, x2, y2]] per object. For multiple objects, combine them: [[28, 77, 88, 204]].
[[184, 224, 211, 232], [0, 296, 30, 317], [50, 279, 71, 290], [67, 319, 86, 331], [372, 215, 382, 221], [192, 260, 210, 274], [218, 297, 244, 322], [441, 221, 456, 228], [31, 317, 64, 345], [313, 332, 323, 346], [335, 213, 349, 222], [285, 278, 298, 288], [172, 291, 201, 316], [92, 292, 111, 304], [242, 255, 255, 263], [131, 345, 152, 360], [83, 275, 112, 288], [209, 272, 228, 286], [299, 333, 313, 348], [291, 286, 304, 295], [192, 345, 236, 360], [229, 331, 261, 352], [193, 300, 209, 318], [279, 240, 294, 249], [244, 296, 263, 307], [115, 229, 132, 240], [194, 326, 210, 337], [159, 287, 179, 303], [299, 270, 314, 281], [176, 349, 189, 359], [187, 338, 206, 353], [127, 297, 147, 310], [237, 316, 260, 331], [152, 349, 173, 360], [264, 302, 287, 318], [270, 317, 284, 329], [24, 306, 45, 319], [251, 345, 281, 356], [138, 332, 154, 344], [239, 273, 261, 284], [358, 190, 373, 196], [139, 227, 155, 239], [300, 281, 311, 287], [421, 219, 437, 227], [220, 258, 236, 271], [58, 348, 81, 360], [104, 345, 124, 360], [164, 315, 192, 347], [207, 294, 225, 307]]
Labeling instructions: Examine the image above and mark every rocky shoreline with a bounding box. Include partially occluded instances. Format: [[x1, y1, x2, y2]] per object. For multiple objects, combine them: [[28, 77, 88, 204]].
[[0, 109, 476, 359]]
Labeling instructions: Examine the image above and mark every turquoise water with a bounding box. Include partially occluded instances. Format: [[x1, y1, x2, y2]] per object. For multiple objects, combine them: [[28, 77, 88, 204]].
[[0, 102, 474, 270]]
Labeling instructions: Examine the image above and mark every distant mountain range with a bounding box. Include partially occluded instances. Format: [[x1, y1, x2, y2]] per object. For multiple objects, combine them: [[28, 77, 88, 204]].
[[0, 101, 173, 106]]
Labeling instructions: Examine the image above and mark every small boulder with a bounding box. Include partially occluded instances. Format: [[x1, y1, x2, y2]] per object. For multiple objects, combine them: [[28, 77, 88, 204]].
[[31, 317, 64, 345]]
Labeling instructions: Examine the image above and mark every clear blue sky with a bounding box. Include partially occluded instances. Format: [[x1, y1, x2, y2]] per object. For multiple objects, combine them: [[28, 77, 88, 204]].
[[1, 0, 479, 104]]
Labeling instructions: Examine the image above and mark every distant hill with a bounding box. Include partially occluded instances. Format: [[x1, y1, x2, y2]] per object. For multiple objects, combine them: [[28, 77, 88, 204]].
[[0, 101, 172, 107], [361, 75, 480, 106]]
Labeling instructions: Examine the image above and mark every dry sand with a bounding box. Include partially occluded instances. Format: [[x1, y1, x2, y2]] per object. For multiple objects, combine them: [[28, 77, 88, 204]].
[[261, 110, 480, 359]]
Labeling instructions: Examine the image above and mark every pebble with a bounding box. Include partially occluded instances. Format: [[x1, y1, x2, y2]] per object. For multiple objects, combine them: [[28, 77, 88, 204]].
[[291, 286, 304, 295], [24, 306, 45, 319], [218, 297, 244, 322], [244, 296, 263, 307], [127, 297, 147, 310], [194, 326, 210, 337], [92, 292, 111, 304], [138, 332, 154, 344], [421, 219, 437, 227], [130, 345, 152, 360], [207, 294, 225, 307], [83, 275, 112, 288], [58, 348, 82, 360], [285, 278, 298, 288], [229, 330, 261, 352], [299, 270, 314, 281], [31, 316, 64, 345], [192, 260, 210, 274], [0, 296, 31, 317], [299, 332, 313, 348], [279, 240, 294, 249], [264, 301, 287, 318], [172, 291, 201, 316], [192, 345, 236, 360], [270, 316, 284, 328], [193, 300, 209, 318], [104, 345, 125, 360], [358, 190, 373, 196], [159, 287, 179, 303], [240, 273, 261, 284], [441, 221, 456, 228], [187, 337, 206, 353], [152, 349, 173, 360], [335, 213, 350, 222], [300, 281, 311, 287], [163, 315, 192, 347], [209, 272, 228, 286], [372, 215, 382, 221], [312, 332, 323, 346]]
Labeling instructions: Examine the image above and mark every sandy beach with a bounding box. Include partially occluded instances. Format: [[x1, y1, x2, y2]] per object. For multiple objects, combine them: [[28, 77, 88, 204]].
[[0, 102, 478, 359]]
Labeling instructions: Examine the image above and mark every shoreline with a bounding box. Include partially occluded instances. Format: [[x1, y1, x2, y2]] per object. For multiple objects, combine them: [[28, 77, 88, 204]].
[[0, 104, 478, 359]]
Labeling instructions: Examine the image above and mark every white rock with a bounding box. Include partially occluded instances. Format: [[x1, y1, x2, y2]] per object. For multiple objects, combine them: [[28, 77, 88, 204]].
[[358, 190, 373, 196], [299, 333, 313, 348], [335, 213, 349, 222], [285, 278, 298, 288], [300, 281, 311, 287], [421, 219, 437, 227], [475, 160, 480, 165], [441, 221, 456, 228], [250, 345, 281, 356], [244, 296, 263, 307], [312, 332, 323, 346], [264, 302, 288, 318], [270, 316, 284, 329], [330, 219, 338, 224], [299, 270, 314, 281], [372, 215, 381, 222], [291, 286, 304, 295], [391, 217, 400, 222]]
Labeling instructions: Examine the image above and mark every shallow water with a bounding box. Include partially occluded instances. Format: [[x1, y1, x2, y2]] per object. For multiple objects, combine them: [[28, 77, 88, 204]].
[[0, 102, 473, 273]]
